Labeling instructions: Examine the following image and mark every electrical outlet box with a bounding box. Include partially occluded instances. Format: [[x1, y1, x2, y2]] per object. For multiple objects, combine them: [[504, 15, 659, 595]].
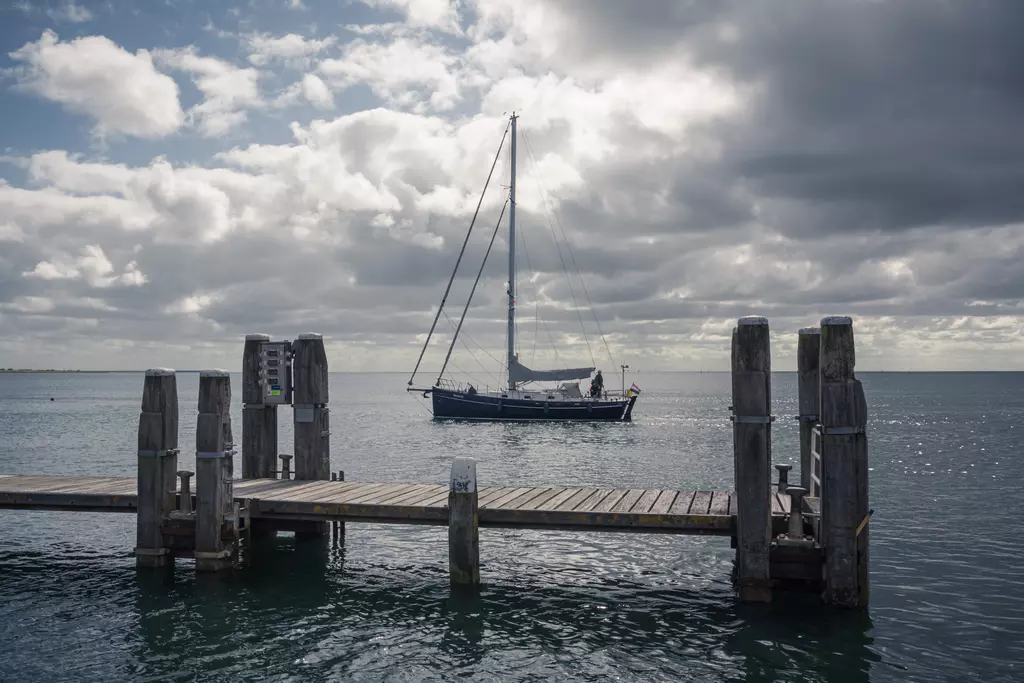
[[259, 341, 292, 405]]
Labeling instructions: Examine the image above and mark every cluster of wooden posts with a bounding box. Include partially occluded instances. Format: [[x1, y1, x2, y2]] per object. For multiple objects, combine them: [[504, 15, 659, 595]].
[[134, 333, 335, 569], [132, 317, 868, 609], [731, 315, 869, 607]]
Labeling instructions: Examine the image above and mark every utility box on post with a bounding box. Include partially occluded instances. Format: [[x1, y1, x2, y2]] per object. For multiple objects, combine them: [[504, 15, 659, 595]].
[[258, 341, 292, 405]]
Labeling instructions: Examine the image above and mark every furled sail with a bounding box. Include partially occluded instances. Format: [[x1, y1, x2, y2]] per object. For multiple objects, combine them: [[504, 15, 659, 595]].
[[509, 357, 594, 384]]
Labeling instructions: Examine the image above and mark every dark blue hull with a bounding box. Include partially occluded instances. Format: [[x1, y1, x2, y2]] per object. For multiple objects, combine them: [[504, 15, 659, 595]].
[[430, 388, 637, 421]]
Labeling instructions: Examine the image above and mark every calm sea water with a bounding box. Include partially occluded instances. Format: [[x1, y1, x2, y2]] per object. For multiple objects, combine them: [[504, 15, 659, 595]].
[[0, 371, 1022, 682]]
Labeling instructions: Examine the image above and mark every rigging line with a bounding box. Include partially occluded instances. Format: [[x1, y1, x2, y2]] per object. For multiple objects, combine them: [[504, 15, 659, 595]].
[[436, 198, 509, 386], [532, 301, 538, 365], [516, 203, 564, 367], [410, 393, 434, 417], [407, 120, 511, 387], [442, 310, 504, 381], [454, 325, 501, 385], [445, 358, 485, 389], [520, 128, 596, 368], [514, 214, 537, 362], [522, 129, 615, 367], [444, 312, 507, 370]]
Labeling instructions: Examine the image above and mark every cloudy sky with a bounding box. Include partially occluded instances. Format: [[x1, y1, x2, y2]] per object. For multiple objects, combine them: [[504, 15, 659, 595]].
[[1, 0, 1022, 374]]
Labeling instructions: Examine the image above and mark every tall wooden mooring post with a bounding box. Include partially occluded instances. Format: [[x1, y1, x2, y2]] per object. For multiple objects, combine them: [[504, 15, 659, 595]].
[[135, 368, 241, 570], [240, 332, 335, 539], [731, 315, 869, 607]]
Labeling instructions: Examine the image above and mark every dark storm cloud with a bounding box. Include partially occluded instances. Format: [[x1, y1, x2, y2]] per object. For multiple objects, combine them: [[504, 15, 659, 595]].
[[5, 0, 1024, 370], [548, 1, 1024, 234]]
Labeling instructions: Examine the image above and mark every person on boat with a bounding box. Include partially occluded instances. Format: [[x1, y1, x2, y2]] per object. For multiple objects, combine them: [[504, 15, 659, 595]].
[[590, 370, 604, 397], [466, 384, 477, 395]]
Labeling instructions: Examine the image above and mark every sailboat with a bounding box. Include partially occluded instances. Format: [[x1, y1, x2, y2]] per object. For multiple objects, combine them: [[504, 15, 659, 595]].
[[406, 113, 640, 421]]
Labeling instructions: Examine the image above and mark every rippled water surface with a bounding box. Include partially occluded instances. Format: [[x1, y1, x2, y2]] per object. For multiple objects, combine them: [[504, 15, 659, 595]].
[[1, 371, 1022, 682]]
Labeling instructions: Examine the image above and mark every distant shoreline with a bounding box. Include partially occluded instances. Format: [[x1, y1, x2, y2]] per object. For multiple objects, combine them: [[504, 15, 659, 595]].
[[0, 369, 130, 374], [1, 369, 82, 373]]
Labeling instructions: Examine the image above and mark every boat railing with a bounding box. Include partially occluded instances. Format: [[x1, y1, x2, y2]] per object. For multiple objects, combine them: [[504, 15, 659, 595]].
[[435, 378, 463, 392], [436, 378, 494, 394]]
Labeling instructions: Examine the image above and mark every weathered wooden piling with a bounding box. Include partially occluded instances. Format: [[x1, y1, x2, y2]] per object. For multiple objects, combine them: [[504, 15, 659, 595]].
[[292, 333, 330, 538], [797, 328, 821, 492], [135, 368, 179, 568], [242, 334, 278, 538], [819, 316, 869, 607], [195, 370, 235, 571], [731, 316, 772, 603], [201, 370, 234, 520], [448, 457, 480, 587], [242, 334, 278, 480]]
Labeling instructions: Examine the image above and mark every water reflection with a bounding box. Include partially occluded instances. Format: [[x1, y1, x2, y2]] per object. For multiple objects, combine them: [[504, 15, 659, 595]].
[[6, 371, 1021, 681], [129, 545, 879, 683]]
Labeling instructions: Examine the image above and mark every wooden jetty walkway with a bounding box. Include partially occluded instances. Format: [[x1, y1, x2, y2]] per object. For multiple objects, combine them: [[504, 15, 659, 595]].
[[0, 475, 795, 533], [0, 317, 867, 608]]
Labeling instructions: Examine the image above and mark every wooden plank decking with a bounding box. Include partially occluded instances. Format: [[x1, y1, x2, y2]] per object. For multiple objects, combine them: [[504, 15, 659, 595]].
[[0, 475, 792, 535]]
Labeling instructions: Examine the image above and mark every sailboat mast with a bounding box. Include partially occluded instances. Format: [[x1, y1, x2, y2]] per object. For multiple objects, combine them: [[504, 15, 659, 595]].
[[507, 112, 518, 390]]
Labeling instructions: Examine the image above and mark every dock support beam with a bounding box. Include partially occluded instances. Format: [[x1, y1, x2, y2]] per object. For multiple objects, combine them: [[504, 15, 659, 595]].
[[819, 317, 869, 607], [797, 328, 821, 492], [732, 316, 772, 603], [136, 369, 179, 568], [293, 333, 330, 538], [195, 370, 235, 571], [448, 457, 480, 588]]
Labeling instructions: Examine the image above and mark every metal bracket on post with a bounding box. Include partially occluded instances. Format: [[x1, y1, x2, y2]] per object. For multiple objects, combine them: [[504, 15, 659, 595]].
[[731, 415, 776, 424], [137, 449, 180, 458], [822, 426, 866, 436]]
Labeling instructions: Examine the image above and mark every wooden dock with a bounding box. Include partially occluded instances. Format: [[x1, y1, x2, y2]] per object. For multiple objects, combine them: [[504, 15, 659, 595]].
[[0, 316, 869, 608], [0, 475, 794, 534]]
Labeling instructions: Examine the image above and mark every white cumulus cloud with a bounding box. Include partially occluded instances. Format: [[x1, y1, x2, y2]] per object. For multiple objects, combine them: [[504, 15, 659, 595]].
[[246, 33, 336, 69], [24, 245, 148, 288], [46, 1, 93, 23], [8, 30, 183, 139], [154, 47, 261, 137]]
